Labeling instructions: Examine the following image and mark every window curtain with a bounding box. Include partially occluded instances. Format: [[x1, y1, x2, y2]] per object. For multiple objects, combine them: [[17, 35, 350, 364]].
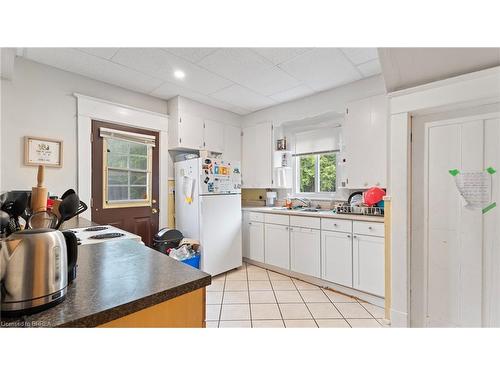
[[293, 126, 340, 156], [99, 127, 156, 147]]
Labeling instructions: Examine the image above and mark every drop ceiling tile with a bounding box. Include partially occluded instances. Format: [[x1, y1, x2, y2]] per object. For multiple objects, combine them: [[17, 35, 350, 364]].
[[253, 48, 312, 65], [77, 48, 119, 59], [165, 48, 218, 63], [197, 48, 274, 84], [341, 48, 379, 65], [237, 66, 301, 96], [279, 48, 362, 91], [269, 84, 315, 102], [210, 84, 277, 112], [357, 58, 382, 77], [24, 48, 162, 93], [112, 48, 232, 94]]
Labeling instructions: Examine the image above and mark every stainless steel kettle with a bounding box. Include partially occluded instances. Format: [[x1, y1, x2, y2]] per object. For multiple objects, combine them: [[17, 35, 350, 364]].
[[0, 228, 78, 315]]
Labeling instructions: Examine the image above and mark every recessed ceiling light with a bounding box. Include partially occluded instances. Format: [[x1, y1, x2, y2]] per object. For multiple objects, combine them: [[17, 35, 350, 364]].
[[174, 70, 185, 80]]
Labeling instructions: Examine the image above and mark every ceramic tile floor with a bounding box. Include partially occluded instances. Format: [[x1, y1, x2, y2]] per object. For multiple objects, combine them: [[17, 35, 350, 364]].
[[205, 262, 389, 328]]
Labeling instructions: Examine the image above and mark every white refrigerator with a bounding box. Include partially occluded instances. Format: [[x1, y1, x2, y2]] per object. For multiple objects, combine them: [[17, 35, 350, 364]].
[[175, 157, 242, 275]]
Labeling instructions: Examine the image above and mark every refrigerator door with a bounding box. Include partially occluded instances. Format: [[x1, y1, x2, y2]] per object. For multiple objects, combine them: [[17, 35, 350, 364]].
[[199, 194, 242, 275], [174, 158, 200, 240], [199, 158, 241, 195]]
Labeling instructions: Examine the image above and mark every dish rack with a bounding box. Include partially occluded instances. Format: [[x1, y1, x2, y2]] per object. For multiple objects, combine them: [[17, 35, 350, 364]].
[[335, 204, 385, 217]]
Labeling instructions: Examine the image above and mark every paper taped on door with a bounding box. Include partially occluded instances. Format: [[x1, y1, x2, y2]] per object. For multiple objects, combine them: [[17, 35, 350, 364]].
[[451, 170, 491, 209]]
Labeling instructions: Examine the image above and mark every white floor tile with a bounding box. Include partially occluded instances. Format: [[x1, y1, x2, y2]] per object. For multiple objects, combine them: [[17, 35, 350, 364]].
[[249, 290, 277, 304], [223, 291, 249, 304], [251, 303, 282, 320], [206, 280, 225, 292], [205, 304, 221, 321], [284, 320, 317, 328], [347, 319, 382, 328], [279, 303, 312, 320], [316, 319, 350, 328], [360, 302, 385, 319], [377, 319, 391, 327], [299, 290, 330, 303], [224, 280, 248, 291], [206, 291, 223, 305], [248, 280, 273, 291], [219, 320, 251, 328], [220, 304, 251, 320], [293, 279, 321, 290], [306, 303, 343, 319], [271, 280, 297, 290], [275, 290, 303, 303], [268, 271, 292, 281], [335, 303, 372, 319], [225, 271, 248, 281], [247, 270, 270, 280], [323, 289, 357, 303], [212, 274, 226, 282], [205, 321, 219, 328], [252, 320, 285, 328]]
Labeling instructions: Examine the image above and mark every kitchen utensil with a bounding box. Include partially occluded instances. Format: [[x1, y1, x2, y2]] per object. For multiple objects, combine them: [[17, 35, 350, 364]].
[[75, 200, 88, 216], [31, 165, 48, 212], [364, 187, 386, 206], [11, 193, 29, 231], [55, 193, 80, 229], [60, 189, 76, 200], [28, 210, 59, 229], [348, 191, 363, 205], [1, 228, 78, 315]]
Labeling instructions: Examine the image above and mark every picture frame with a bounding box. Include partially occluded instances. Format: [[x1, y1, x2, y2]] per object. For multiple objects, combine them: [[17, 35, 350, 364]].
[[24, 136, 63, 167]]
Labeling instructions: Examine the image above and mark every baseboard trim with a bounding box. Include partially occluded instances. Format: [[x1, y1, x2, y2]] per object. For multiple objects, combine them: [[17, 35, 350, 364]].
[[390, 309, 409, 327]]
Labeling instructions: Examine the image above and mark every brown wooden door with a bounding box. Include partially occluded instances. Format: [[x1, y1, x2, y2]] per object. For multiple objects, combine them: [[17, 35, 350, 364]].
[[91, 120, 159, 247]]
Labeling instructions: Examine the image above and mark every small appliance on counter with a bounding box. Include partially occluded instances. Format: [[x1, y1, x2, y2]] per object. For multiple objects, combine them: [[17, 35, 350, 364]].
[[0, 228, 78, 316], [266, 192, 277, 207], [153, 228, 184, 254]]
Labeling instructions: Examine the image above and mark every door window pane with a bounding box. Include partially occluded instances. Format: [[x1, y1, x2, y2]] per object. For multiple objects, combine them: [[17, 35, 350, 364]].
[[108, 170, 128, 185], [130, 171, 147, 185], [129, 155, 147, 170], [130, 186, 147, 200], [108, 186, 128, 201]]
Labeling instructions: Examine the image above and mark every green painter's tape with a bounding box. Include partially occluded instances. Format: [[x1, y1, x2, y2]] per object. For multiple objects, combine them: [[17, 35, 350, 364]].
[[483, 202, 497, 214], [449, 169, 460, 176], [487, 167, 496, 175]]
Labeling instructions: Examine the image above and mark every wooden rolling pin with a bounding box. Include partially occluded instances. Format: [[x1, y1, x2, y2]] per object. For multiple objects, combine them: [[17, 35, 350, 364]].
[[31, 165, 48, 213]]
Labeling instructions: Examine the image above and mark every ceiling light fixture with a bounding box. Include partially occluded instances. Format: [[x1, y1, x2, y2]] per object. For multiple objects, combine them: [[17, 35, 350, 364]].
[[174, 70, 186, 80]]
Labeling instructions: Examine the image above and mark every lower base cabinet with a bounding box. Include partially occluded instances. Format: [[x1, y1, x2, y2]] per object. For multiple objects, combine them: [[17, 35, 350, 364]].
[[290, 227, 321, 278], [264, 223, 290, 269], [248, 221, 265, 262], [321, 230, 353, 287], [353, 234, 384, 297]]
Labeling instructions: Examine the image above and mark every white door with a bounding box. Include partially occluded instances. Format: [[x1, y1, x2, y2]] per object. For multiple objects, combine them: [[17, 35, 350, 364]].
[[178, 113, 204, 150], [199, 194, 242, 275], [424, 114, 500, 327], [290, 227, 321, 278], [204, 119, 225, 153], [353, 234, 384, 297], [264, 223, 290, 270], [321, 230, 353, 287], [242, 125, 256, 188], [224, 125, 242, 161], [248, 221, 265, 262]]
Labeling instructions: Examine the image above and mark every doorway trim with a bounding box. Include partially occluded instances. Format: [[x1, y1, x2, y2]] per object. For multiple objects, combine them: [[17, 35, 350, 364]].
[[74, 93, 169, 228], [388, 66, 500, 327]]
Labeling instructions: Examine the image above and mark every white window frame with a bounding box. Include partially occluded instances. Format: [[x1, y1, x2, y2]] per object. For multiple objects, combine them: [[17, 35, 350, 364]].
[[293, 151, 339, 200]]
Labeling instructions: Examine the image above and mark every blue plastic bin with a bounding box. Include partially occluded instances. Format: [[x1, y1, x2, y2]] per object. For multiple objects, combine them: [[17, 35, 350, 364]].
[[181, 253, 201, 269]]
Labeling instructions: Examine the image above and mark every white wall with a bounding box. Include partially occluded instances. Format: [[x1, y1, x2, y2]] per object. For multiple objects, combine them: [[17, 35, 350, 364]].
[[0, 58, 167, 195], [243, 75, 386, 127]]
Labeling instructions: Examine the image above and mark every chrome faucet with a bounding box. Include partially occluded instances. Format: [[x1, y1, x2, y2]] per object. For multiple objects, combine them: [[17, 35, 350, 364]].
[[292, 197, 311, 208]]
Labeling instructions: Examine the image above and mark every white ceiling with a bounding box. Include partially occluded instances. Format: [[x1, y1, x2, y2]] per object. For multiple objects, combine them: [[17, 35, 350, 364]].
[[18, 48, 381, 115], [378, 48, 500, 92]]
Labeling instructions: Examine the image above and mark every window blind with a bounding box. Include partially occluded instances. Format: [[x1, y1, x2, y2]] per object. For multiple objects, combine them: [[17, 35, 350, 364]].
[[100, 127, 156, 147], [293, 127, 340, 156]]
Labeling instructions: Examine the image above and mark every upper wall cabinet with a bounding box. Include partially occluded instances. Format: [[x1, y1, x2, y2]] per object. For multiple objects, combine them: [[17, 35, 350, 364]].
[[342, 94, 388, 189], [203, 119, 224, 153], [224, 124, 242, 161], [242, 121, 273, 188]]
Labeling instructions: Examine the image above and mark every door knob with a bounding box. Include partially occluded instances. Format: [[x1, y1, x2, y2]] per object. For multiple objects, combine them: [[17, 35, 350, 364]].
[[152, 208, 158, 214]]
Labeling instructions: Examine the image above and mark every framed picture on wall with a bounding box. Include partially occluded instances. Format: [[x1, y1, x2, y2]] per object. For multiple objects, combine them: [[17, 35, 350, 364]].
[[24, 136, 63, 167]]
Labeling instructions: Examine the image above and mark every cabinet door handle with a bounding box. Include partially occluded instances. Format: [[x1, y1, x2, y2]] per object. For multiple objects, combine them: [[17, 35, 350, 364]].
[[249, 222, 252, 225], [353, 235, 357, 239], [368, 226, 373, 230], [289, 227, 293, 231], [347, 234, 351, 238], [333, 223, 338, 227]]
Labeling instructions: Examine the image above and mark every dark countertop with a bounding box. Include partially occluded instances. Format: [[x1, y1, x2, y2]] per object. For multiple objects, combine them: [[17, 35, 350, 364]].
[[1, 239, 211, 328]]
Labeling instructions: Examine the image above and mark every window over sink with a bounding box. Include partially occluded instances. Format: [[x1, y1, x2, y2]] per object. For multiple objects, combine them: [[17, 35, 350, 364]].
[[297, 152, 337, 195]]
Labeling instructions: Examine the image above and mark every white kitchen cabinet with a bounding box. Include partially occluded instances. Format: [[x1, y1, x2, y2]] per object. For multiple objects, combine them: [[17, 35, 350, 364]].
[[203, 119, 225, 153], [172, 112, 205, 150], [242, 122, 273, 188], [223, 124, 242, 161], [242, 213, 264, 262], [290, 227, 321, 278], [353, 234, 384, 297], [264, 223, 290, 270], [343, 94, 388, 189], [321, 230, 353, 287]]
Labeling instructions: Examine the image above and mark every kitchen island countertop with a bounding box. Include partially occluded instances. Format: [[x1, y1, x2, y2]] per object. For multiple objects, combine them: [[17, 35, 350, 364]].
[[1, 238, 211, 328]]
